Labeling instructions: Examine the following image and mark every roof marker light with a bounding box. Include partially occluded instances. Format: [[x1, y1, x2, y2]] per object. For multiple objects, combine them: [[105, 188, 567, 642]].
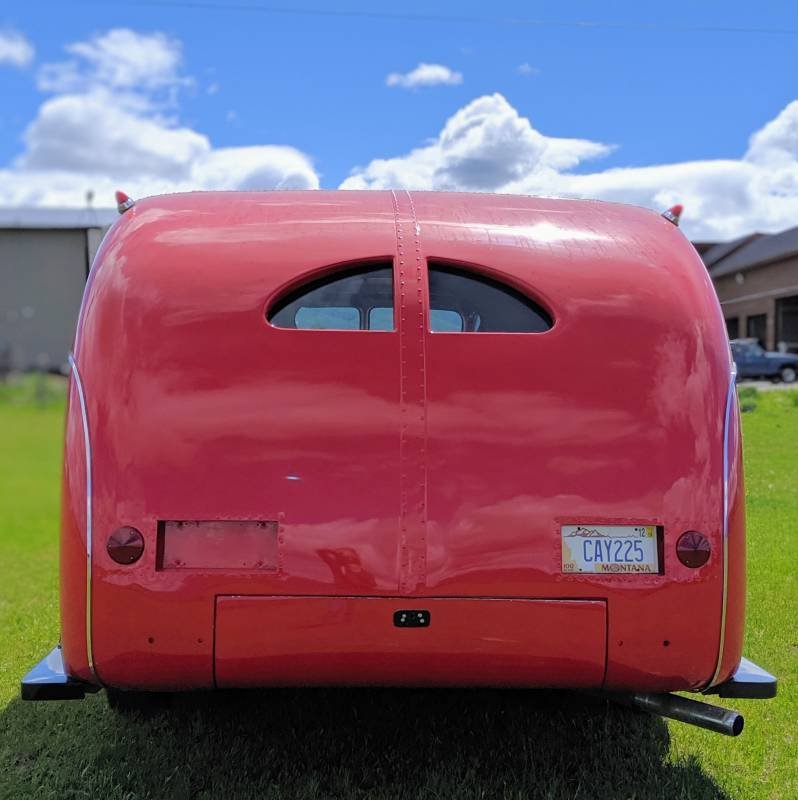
[[115, 190, 135, 215], [661, 204, 683, 226]]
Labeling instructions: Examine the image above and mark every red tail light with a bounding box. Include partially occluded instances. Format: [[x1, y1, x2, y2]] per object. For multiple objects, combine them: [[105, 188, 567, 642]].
[[676, 531, 711, 568], [107, 526, 144, 564]]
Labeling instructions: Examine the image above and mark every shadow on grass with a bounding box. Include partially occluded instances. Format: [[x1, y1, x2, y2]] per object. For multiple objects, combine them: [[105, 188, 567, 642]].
[[1, 688, 729, 800]]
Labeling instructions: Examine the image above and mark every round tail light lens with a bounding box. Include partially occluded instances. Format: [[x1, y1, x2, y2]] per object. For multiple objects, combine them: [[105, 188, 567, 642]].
[[676, 531, 711, 568], [107, 526, 144, 565]]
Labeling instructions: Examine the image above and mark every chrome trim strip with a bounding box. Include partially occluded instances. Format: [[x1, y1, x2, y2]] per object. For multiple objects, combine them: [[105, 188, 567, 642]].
[[709, 365, 737, 688], [68, 353, 96, 680]]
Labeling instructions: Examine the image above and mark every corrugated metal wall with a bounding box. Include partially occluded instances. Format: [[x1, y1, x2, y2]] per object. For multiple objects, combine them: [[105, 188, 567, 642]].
[[0, 229, 91, 372]]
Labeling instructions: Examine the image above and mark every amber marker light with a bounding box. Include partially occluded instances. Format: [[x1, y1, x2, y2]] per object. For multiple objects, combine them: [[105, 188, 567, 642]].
[[107, 526, 145, 565], [676, 531, 711, 568]]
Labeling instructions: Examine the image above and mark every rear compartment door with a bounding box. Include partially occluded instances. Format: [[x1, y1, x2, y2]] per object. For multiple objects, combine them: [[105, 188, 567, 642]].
[[215, 596, 607, 687]]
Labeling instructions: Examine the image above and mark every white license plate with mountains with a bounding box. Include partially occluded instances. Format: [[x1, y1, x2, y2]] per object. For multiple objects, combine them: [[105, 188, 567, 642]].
[[561, 525, 659, 574]]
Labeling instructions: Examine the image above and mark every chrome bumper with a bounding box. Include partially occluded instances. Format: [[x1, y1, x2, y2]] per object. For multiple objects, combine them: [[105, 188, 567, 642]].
[[704, 656, 778, 699], [21, 645, 100, 701]]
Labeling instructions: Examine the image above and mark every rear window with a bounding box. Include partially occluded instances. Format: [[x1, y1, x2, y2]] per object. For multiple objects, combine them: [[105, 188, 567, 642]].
[[428, 263, 552, 333], [268, 263, 394, 331]]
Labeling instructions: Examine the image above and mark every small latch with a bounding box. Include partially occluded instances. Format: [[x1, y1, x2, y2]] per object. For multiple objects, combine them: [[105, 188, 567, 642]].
[[393, 609, 430, 628]]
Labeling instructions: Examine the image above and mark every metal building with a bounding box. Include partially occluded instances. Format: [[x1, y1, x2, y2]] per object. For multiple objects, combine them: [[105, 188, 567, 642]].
[[0, 207, 116, 373], [699, 228, 798, 352]]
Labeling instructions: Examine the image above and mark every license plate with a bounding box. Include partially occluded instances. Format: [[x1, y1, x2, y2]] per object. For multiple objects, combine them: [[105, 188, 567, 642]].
[[561, 525, 659, 574]]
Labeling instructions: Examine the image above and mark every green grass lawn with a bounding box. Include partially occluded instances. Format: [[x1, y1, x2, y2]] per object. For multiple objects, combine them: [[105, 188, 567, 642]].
[[0, 378, 795, 799]]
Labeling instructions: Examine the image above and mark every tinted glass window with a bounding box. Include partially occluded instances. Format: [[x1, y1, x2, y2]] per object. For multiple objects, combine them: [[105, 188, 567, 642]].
[[295, 307, 359, 330], [269, 263, 393, 331], [430, 309, 464, 332], [368, 307, 394, 331], [428, 264, 552, 333]]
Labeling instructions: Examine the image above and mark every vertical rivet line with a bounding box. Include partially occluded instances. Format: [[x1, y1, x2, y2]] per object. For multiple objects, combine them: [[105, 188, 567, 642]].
[[277, 511, 286, 578], [406, 190, 428, 586], [391, 190, 410, 594]]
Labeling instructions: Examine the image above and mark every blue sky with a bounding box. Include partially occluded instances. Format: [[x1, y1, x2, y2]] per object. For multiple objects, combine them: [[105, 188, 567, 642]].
[[1, 1, 797, 238]]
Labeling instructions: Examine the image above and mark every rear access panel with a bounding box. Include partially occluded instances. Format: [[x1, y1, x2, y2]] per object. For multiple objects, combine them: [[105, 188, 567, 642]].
[[214, 597, 606, 688]]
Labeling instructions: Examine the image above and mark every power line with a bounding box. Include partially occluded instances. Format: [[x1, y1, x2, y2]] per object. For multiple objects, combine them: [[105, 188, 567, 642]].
[[89, 1, 798, 37]]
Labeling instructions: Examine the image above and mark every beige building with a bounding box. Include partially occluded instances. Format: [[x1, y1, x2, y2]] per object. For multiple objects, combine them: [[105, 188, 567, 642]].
[[0, 208, 115, 373], [700, 228, 798, 352]]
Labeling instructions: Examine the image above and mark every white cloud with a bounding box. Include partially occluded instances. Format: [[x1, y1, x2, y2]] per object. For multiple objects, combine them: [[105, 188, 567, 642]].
[[192, 146, 318, 190], [37, 28, 187, 96], [386, 63, 463, 89], [0, 28, 319, 207], [7, 28, 798, 241], [342, 93, 610, 192], [342, 92, 798, 240], [517, 63, 541, 77], [744, 100, 798, 166], [0, 29, 34, 68], [0, 145, 319, 207], [19, 90, 210, 178]]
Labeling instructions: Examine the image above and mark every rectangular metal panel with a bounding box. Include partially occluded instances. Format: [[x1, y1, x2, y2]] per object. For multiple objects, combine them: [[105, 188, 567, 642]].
[[0, 229, 87, 371], [214, 596, 606, 688], [159, 520, 278, 570]]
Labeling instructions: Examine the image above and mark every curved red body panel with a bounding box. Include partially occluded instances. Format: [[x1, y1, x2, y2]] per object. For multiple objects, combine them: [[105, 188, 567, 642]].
[[60, 190, 744, 692], [60, 380, 92, 682]]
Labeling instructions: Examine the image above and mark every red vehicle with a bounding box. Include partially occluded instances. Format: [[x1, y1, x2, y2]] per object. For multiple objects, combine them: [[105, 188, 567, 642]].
[[23, 190, 775, 735]]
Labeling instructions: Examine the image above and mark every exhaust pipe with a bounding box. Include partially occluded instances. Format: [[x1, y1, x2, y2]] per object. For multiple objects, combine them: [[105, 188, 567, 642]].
[[610, 692, 744, 736]]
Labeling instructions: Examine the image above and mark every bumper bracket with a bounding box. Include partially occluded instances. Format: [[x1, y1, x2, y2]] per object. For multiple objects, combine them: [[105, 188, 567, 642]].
[[21, 645, 100, 701], [704, 656, 777, 699]]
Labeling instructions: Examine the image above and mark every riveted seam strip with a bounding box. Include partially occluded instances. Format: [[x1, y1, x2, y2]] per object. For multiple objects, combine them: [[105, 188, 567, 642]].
[[391, 190, 428, 595], [406, 190, 427, 591]]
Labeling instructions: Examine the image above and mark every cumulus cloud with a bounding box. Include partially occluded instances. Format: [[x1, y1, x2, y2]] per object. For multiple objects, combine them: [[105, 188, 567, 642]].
[[0, 146, 318, 207], [0, 29, 34, 68], [342, 93, 610, 192], [0, 28, 318, 207], [19, 91, 210, 178], [342, 93, 798, 240], [7, 27, 798, 242], [37, 29, 187, 96], [386, 63, 463, 89], [744, 100, 798, 166], [192, 146, 319, 190]]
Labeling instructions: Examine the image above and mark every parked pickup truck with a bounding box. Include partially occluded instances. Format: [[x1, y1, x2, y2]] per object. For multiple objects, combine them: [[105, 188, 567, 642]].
[[731, 338, 798, 383]]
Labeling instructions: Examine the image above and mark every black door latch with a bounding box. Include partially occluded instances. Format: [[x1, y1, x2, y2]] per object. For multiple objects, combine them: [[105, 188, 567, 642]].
[[393, 609, 430, 628]]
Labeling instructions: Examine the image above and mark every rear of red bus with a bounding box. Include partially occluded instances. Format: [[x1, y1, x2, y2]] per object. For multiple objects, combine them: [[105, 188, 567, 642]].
[[22, 191, 775, 731]]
